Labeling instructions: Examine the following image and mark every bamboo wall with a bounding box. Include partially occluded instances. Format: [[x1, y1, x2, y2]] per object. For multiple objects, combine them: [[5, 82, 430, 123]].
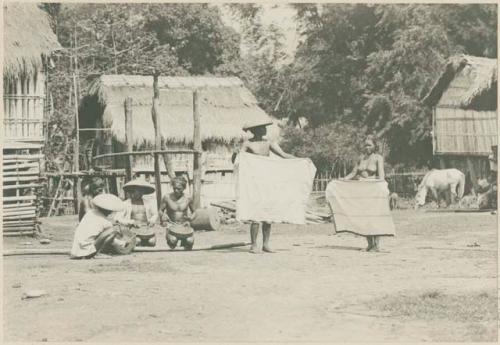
[[117, 142, 234, 174], [434, 107, 497, 155], [3, 73, 46, 142], [3, 144, 43, 236]]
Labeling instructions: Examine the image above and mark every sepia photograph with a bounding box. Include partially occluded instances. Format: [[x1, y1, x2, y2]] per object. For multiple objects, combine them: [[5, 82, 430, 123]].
[[2, 1, 498, 342]]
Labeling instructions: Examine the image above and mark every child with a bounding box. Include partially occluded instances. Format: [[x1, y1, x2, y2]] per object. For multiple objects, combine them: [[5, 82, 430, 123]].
[[78, 177, 105, 221]]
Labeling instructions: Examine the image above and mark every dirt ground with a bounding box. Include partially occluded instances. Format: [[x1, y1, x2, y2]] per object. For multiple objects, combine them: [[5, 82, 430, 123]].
[[3, 210, 498, 342]]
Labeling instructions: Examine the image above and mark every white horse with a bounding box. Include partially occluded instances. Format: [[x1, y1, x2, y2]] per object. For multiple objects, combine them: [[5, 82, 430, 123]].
[[415, 169, 465, 208]]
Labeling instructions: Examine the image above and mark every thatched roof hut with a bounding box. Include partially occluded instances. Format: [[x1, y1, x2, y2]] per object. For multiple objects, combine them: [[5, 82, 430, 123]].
[[423, 54, 497, 110], [3, 3, 61, 80], [422, 54, 497, 189], [81, 74, 279, 145]]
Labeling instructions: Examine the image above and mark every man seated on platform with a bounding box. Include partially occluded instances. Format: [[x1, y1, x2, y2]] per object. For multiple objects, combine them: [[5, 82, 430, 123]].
[[71, 194, 134, 259], [160, 176, 195, 251], [115, 178, 159, 247]]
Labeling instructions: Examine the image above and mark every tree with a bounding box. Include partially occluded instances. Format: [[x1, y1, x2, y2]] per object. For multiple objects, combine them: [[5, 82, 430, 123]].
[[280, 122, 362, 173], [276, 4, 496, 167], [41, 3, 243, 170], [221, 4, 291, 117]]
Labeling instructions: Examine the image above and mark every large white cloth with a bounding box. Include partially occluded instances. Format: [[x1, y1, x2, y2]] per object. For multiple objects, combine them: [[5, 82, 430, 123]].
[[325, 179, 396, 237], [71, 209, 113, 257], [236, 152, 316, 224]]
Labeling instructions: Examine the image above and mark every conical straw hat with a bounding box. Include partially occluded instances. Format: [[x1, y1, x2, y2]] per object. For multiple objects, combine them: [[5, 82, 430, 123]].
[[242, 117, 273, 131], [92, 193, 125, 212], [123, 178, 155, 194]]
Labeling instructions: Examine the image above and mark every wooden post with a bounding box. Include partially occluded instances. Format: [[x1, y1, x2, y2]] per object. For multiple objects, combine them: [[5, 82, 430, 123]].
[[151, 73, 162, 210], [192, 89, 202, 210], [72, 25, 82, 210], [73, 175, 78, 214], [439, 157, 446, 169], [161, 140, 176, 181], [124, 97, 133, 182], [466, 157, 479, 192]]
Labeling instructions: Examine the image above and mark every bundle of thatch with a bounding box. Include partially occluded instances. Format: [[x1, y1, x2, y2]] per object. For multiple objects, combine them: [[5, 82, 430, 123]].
[[423, 54, 497, 110], [3, 3, 60, 80], [83, 75, 280, 145]]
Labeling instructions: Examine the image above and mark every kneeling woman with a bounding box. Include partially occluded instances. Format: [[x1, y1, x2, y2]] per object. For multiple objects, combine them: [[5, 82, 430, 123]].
[[115, 178, 159, 247], [326, 136, 395, 252], [71, 194, 133, 259], [160, 177, 195, 250]]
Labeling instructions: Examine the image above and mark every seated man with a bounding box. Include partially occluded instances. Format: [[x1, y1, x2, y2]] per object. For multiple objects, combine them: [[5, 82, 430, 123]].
[[478, 145, 498, 210], [115, 178, 159, 247], [71, 194, 133, 259], [160, 176, 195, 250]]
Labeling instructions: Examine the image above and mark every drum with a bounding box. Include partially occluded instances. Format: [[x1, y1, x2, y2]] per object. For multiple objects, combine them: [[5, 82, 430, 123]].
[[167, 222, 194, 239], [190, 207, 221, 231], [131, 224, 156, 239], [109, 226, 136, 255]]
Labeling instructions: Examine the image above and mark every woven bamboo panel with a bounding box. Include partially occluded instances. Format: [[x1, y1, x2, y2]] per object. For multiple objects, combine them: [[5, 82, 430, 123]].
[[3, 146, 42, 237], [434, 108, 497, 155]]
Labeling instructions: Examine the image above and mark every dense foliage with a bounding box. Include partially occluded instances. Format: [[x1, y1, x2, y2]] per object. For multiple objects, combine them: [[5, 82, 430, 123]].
[[223, 4, 496, 170], [42, 3, 241, 169], [41, 3, 497, 172]]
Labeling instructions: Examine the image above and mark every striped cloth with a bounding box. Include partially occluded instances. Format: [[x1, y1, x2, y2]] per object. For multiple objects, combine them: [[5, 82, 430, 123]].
[[326, 179, 396, 237]]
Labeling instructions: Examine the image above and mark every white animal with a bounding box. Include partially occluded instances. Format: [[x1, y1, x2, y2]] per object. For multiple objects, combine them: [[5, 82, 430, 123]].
[[415, 169, 465, 208]]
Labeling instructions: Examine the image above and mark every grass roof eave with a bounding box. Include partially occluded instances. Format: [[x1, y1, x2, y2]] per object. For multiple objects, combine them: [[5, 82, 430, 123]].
[[422, 54, 497, 110], [3, 3, 61, 79]]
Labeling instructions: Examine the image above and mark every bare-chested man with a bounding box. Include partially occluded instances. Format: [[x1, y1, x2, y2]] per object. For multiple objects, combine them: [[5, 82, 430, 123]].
[[115, 178, 158, 247], [235, 119, 296, 254], [160, 176, 195, 250]]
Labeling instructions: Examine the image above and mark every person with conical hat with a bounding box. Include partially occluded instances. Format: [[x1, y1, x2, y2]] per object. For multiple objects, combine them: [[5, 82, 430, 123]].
[[115, 177, 159, 247], [234, 116, 296, 254], [71, 193, 133, 259], [160, 176, 195, 250]]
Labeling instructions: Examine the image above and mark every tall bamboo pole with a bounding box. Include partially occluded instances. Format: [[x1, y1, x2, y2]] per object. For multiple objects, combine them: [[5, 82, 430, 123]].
[[151, 73, 162, 210], [124, 97, 133, 182], [72, 24, 81, 213], [192, 89, 202, 210]]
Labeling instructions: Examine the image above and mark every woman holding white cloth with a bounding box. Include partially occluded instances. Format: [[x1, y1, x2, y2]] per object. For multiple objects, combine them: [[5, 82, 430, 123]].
[[329, 135, 395, 252]]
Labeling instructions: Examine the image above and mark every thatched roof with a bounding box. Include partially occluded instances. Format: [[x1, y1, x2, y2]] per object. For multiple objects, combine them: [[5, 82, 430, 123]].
[[83, 74, 279, 144], [423, 55, 497, 110], [3, 3, 61, 79]]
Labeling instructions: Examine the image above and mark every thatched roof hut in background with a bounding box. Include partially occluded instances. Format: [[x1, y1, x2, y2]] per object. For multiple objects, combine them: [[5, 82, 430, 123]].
[[80, 75, 281, 205], [422, 54, 497, 191], [81, 74, 280, 146], [3, 2, 61, 81], [79, 75, 279, 206], [423, 55, 497, 111]]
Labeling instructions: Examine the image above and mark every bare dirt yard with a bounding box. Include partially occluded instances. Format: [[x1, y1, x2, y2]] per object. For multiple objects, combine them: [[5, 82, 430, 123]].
[[3, 210, 497, 342]]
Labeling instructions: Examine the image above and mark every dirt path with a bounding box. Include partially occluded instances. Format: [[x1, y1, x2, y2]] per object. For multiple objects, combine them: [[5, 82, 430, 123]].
[[3, 210, 497, 342]]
